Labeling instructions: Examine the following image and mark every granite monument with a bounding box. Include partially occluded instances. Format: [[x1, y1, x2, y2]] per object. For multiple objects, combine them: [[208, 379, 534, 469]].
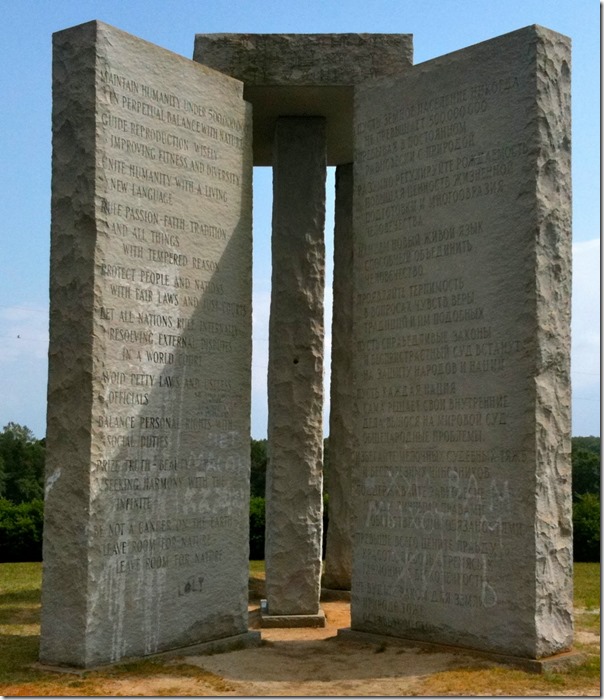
[[41, 21, 258, 668]]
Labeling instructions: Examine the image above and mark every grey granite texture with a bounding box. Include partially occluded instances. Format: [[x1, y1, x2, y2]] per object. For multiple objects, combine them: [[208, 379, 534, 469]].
[[265, 117, 326, 616], [193, 33, 413, 164], [193, 34, 413, 85], [41, 20, 253, 668], [323, 164, 355, 591], [350, 25, 572, 659]]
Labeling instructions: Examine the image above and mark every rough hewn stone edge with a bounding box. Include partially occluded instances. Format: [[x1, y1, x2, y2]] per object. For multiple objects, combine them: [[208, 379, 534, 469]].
[[193, 33, 413, 85], [530, 26, 573, 658], [323, 163, 354, 591], [41, 19, 255, 669], [40, 20, 101, 669], [336, 629, 586, 674]]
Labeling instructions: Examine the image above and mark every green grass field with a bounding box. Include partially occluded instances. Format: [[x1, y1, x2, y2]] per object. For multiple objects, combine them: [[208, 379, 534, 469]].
[[0, 561, 599, 695], [574, 562, 601, 609]]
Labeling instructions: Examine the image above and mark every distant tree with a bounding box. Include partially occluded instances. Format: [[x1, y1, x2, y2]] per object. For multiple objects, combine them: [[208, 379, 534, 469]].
[[572, 436, 601, 455], [250, 439, 267, 498], [249, 496, 265, 559], [0, 423, 45, 504], [323, 437, 329, 496], [571, 436, 601, 500], [573, 493, 600, 562], [572, 450, 600, 499], [0, 498, 44, 561]]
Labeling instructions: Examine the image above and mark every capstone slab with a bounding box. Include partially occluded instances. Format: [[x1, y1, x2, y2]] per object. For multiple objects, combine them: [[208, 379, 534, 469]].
[[351, 25, 572, 659], [193, 34, 413, 164], [41, 20, 253, 668]]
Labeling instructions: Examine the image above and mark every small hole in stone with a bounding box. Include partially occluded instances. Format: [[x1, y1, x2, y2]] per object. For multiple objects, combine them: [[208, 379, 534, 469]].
[[293, 358, 299, 365]]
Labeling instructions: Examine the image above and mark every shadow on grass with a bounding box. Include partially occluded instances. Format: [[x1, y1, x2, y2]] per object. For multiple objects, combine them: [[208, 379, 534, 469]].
[[0, 588, 41, 605], [0, 632, 42, 684], [0, 604, 40, 626]]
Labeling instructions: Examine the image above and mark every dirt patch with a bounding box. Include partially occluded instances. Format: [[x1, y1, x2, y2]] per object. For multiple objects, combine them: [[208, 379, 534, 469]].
[[175, 601, 476, 696], [156, 600, 597, 697]]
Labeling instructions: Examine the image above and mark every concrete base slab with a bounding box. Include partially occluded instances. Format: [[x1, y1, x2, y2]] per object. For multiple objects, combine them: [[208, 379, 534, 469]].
[[336, 628, 586, 674], [320, 587, 351, 602], [261, 610, 327, 628], [34, 632, 262, 673]]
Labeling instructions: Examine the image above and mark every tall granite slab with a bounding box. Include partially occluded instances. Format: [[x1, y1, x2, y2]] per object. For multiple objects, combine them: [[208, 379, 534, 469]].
[[350, 25, 572, 659], [265, 117, 326, 617], [323, 163, 355, 591], [41, 21, 256, 668]]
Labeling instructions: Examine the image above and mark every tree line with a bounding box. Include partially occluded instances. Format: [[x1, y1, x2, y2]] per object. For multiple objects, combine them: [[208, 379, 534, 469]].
[[0, 424, 599, 561]]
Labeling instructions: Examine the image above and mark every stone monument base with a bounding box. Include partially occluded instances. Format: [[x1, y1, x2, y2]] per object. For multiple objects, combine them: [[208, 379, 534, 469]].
[[336, 629, 585, 674], [320, 587, 351, 602], [261, 610, 327, 628], [35, 632, 262, 673]]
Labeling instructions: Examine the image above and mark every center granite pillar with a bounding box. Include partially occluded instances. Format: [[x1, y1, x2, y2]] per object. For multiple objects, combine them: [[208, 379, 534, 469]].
[[265, 117, 326, 624]]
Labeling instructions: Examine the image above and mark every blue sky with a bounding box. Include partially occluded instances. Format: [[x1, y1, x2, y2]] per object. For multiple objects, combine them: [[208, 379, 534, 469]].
[[0, 0, 599, 439]]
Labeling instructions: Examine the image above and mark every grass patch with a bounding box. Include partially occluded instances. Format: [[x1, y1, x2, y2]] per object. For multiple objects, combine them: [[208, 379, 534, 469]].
[[0, 561, 45, 690], [418, 661, 600, 697], [1, 660, 235, 697], [573, 562, 601, 633], [575, 608, 600, 634], [574, 562, 601, 610], [0, 562, 42, 601], [248, 560, 266, 600], [249, 560, 265, 577]]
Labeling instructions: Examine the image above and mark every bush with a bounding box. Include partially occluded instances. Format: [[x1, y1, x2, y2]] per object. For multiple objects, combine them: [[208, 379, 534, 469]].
[[250, 440, 267, 498], [573, 493, 600, 562], [0, 423, 45, 504], [572, 446, 601, 499], [0, 498, 44, 562], [249, 496, 265, 560]]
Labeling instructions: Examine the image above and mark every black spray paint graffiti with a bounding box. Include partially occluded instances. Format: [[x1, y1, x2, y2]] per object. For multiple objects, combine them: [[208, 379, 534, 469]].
[[361, 468, 511, 608]]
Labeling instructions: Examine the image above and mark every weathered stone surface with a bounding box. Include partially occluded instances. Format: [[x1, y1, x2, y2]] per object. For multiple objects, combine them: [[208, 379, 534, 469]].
[[193, 34, 413, 164], [265, 117, 326, 616], [351, 25, 572, 659], [323, 163, 355, 591], [194, 33, 413, 85], [41, 20, 254, 668]]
